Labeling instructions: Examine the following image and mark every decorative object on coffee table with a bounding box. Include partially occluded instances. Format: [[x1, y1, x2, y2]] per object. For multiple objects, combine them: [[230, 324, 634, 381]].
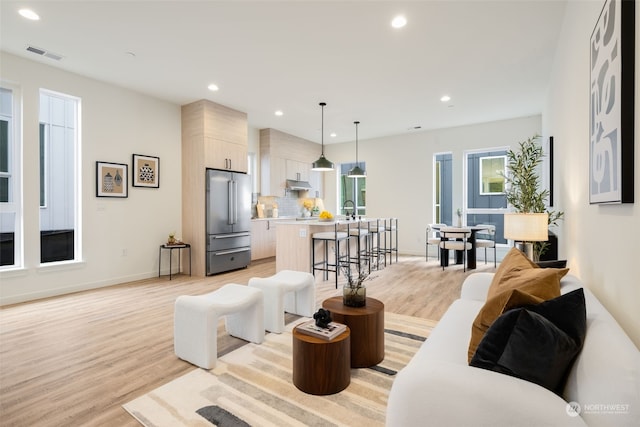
[[313, 308, 332, 328], [340, 259, 371, 307]]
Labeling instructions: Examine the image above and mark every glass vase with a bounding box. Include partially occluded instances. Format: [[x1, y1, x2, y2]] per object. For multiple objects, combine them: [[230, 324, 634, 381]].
[[343, 283, 366, 307]]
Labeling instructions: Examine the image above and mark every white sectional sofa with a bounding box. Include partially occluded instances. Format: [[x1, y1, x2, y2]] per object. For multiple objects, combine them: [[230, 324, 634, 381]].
[[386, 272, 640, 427]]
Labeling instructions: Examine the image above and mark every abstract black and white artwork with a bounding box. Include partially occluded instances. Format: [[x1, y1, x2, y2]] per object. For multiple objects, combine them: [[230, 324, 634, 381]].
[[589, 0, 635, 204]]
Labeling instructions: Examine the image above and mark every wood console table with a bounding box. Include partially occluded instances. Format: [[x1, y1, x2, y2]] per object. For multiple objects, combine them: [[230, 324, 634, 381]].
[[292, 326, 351, 395], [322, 297, 385, 368]]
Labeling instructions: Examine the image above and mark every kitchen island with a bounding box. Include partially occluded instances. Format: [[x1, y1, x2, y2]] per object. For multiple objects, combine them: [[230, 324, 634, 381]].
[[275, 218, 382, 273]]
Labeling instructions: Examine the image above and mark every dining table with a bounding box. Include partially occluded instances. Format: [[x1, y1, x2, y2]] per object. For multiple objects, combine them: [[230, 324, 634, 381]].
[[433, 225, 489, 270]]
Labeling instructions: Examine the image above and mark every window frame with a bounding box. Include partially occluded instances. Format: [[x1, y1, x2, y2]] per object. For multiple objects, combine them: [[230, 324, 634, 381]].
[[479, 155, 507, 195], [38, 88, 82, 265], [0, 83, 23, 269], [338, 162, 366, 216]]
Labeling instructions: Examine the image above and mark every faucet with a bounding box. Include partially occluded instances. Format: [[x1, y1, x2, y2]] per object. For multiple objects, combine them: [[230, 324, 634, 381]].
[[342, 199, 356, 220]]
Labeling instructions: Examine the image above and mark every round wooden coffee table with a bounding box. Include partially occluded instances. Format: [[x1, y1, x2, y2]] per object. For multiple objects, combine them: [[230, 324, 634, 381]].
[[292, 326, 351, 395], [322, 297, 385, 368]]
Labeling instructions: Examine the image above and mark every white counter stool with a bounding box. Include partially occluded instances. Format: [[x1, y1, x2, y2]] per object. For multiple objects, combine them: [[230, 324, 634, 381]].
[[349, 221, 371, 273], [381, 218, 399, 265], [311, 223, 350, 288], [174, 284, 264, 369], [248, 270, 315, 333], [364, 219, 386, 271]]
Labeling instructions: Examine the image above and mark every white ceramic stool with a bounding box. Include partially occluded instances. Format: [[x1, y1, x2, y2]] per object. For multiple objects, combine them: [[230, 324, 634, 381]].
[[248, 270, 315, 333], [174, 283, 264, 369]]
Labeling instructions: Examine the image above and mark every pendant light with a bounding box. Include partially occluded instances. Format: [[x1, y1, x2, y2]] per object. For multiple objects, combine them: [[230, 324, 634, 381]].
[[311, 102, 334, 171], [348, 121, 366, 177]]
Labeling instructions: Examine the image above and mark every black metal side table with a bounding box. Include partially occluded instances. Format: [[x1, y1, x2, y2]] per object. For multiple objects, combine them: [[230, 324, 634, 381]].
[[159, 243, 191, 280]]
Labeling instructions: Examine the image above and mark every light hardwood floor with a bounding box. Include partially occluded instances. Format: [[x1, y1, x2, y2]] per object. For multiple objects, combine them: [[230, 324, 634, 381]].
[[0, 255, 495, 426]]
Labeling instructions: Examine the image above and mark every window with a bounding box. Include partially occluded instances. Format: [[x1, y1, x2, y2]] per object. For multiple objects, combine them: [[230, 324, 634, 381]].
[[479, 155, 506, 195], [465, 149, 508, 244], [433, 153, 452, 224], [39, 90, 81, 264], [0, 85, 22, 268], [339, 162, 366, 216]]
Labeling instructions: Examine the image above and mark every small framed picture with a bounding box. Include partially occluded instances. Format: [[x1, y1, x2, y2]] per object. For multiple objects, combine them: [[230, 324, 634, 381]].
[[132, 154, 160, 188], [96, 161, 128, 198]]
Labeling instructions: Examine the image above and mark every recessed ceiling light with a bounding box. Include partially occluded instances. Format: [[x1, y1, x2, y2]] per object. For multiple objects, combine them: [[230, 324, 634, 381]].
[[275, 110, 283, 116], [207, 84, 219, 92], [440, 95, 451, 102], [330, 133, 337, 138], [19, 8, 40, 20], [391, 15, 406, 28], [125, 51, 136, 58]]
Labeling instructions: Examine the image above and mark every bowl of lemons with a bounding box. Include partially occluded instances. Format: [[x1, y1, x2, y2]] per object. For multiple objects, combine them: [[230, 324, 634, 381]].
[[318, 210, 334, 221]]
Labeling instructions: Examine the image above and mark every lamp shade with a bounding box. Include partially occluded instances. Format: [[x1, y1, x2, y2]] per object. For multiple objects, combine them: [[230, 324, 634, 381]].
[[347, 120, 366, 178], [347, 165, 366, 177], [503, 213, 549, 242], [312, 154, 334, 171]]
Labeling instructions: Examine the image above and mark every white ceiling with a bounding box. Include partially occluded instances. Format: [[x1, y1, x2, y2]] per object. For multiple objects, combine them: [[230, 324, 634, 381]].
[[0, 0, 567, 144]]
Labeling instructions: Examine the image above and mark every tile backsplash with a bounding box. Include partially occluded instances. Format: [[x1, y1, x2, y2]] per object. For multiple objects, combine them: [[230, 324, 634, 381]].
[[255, 192, 312, 218]]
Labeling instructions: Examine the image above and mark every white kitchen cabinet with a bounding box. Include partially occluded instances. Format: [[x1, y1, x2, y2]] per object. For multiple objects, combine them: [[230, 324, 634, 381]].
[[262, 155, 287, 197], [260, 128, 321, 197], [206, 137, 248, 173], [251, 219, 282, 260], [309, 169, 323, 198], [286, 159, 310, 182]]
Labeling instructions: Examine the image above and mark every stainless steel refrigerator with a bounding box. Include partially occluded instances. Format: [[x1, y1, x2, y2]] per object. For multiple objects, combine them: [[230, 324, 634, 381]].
[[206, 169, 251, 275]]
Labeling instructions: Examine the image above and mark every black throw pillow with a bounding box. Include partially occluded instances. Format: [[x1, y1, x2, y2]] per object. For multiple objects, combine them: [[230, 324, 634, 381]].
[[470, 288, 586, 395], [536, 260, 568, 269]]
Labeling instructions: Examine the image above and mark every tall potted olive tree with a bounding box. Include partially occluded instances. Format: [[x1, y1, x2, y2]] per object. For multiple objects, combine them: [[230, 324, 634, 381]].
[[503, 135, 564, 260]]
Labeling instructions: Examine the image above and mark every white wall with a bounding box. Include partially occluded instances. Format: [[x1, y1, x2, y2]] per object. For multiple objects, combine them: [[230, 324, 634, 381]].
[[323, 115, 542, 257], [542, 2, 640, 348], [0, 52, 182, 305]]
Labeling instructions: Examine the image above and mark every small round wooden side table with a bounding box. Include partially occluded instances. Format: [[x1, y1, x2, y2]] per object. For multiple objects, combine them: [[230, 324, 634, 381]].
[[322, 297, 385, 368], [292, 326, 351, 395]]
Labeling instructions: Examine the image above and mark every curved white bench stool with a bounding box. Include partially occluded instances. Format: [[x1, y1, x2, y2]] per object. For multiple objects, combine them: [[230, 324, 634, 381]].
[[174, 283, 264, 369], [248, 270, 315, 333]]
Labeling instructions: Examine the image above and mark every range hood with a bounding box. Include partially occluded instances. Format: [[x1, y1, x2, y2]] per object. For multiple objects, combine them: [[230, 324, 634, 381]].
[[286, 179, 312, 191]]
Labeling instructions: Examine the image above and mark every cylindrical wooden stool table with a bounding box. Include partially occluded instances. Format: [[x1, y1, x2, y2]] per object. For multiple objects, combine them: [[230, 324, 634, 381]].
[[322, 297, 385, 368], [292, 326, 351, 395]]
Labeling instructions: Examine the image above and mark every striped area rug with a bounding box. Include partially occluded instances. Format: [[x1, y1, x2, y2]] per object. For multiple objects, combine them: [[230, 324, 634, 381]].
[[123, 312, 435, 426]]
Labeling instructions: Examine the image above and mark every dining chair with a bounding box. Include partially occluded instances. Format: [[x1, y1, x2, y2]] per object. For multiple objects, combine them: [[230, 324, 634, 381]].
[[426, 223, 445, 261], [474, 224, 496, 267], [439, 227, 472, 272]]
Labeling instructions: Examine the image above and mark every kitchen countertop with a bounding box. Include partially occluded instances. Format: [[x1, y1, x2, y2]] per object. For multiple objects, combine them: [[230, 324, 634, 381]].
[[251, 216, 296, 221], [275, 217, 380, 225]]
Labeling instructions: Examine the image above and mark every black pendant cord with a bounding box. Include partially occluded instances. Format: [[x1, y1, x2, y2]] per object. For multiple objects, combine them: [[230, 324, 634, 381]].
[[354, 120, 360, 167], [320, 102, 326, 155]]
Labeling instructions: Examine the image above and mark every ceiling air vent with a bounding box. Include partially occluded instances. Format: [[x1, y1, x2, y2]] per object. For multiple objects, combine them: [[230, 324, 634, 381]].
[[26, 45, 63, 61]]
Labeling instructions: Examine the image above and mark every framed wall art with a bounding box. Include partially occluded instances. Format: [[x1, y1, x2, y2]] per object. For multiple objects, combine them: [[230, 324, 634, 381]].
[[589, 0, 635, 204], [132, 154, 160, 188], [96, 161, 128, 198]]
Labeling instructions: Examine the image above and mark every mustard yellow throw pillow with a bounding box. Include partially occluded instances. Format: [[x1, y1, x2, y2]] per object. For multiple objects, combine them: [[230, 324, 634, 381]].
[[487, 248, 568, 300]]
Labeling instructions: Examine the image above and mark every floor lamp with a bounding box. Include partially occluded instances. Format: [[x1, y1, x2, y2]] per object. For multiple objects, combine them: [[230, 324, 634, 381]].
[[503, 213, 549, 260]]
